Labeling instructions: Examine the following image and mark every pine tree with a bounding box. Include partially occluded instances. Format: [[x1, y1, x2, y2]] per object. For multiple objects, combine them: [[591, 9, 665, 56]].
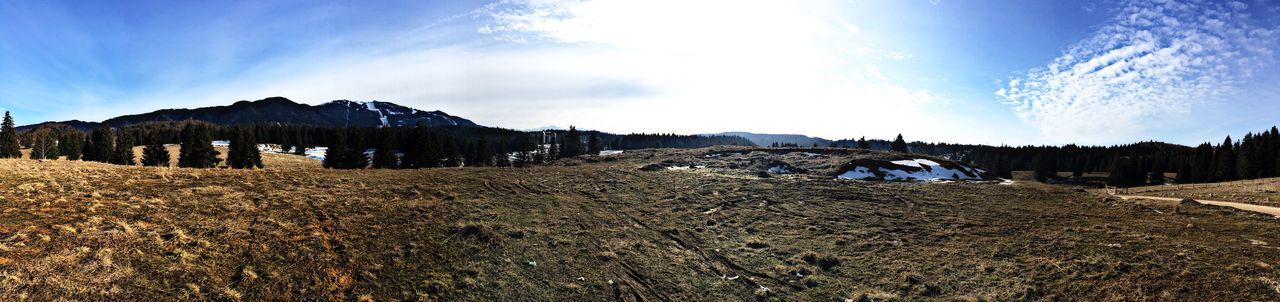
[[890, 134, 909, 153], [226, 126, 263, 169], [245, 127, 262, 168], [227, 126, 244, 168], [347, 128, 368, 168], [1213, 136, 1237, 181], [0, 112, 20, 158], [547, 135, 559, 161], [85, 124, 114, 162], [857, 137, 870, 150], [1176, 161, 1192, 184], [561, 126, 582, 158], [141, 134, 170, 167], [60, 130, 84, 160], [588, 132, 602, 155], [1032, 153, 1058, 182], [1237, 133, 1257, 179], [422, 131, 441, 168], [178, 123, 220, 168], [323, 129, 348, 169], [110, 130, 136, 165], [372, 127, 398, 169]]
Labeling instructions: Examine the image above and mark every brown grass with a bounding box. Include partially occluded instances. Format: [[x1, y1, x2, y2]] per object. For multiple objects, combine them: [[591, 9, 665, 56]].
[[0, 148, 1273, 300]]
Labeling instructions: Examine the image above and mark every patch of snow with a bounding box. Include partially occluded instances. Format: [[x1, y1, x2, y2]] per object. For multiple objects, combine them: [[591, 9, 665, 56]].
[[798, 152, 824, 157], [890, 158, 941, 168], [305, 147, 328, 160], [767, 166, 791, 174], [599, 150, 624, 156], [838, 158, 984, 181], [837, 166, 877, 180], [999, 179, 1015, 185], [666, 165, 704, 171], [366, 101, 389, 127]]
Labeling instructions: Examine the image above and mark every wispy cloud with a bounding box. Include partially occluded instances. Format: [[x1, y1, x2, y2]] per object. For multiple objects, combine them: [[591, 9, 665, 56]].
[[997, 0, 1278, 143]]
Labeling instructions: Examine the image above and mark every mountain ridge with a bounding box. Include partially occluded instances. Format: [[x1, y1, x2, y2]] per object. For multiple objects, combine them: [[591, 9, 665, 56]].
[[18, 97, 478, 131]]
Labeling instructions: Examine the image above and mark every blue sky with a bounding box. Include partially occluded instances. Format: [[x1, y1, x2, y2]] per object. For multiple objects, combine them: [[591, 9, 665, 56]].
[[2, 0, 1279, 146]]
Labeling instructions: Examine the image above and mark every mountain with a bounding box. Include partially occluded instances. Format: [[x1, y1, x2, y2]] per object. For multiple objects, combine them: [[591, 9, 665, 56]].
[[705, 132, 834, 147], [19, 97, 477, 131]]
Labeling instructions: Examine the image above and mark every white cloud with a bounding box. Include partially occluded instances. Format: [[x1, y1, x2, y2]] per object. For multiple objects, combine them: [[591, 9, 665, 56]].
[[999, 0, 1278, 144], [472, 0, 946, 139]]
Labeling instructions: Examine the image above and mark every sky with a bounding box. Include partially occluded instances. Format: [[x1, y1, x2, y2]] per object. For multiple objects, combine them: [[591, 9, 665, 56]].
[[2, 0, 1280, 146]]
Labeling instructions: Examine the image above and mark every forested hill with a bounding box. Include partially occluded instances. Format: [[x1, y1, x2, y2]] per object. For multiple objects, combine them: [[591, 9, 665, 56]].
[[18, 97, 477, 131]]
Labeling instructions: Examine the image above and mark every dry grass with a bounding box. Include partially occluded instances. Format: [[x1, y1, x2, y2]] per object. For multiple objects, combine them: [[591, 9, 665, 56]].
[[1126, 177, 1280, 206], [0, 148, 1273, 300]]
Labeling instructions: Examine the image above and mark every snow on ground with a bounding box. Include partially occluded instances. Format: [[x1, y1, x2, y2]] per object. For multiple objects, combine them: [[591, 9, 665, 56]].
[[838, 166, 877, 180], [599, 150, 624, 156], [305, 147, 328, 160], [767, 166, 792, 174], [838, 158, 984, 181]]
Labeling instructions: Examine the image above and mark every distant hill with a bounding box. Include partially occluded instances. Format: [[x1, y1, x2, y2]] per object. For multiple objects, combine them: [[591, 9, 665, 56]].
[[705, 132, 834, 147], [19, 97, 477, 131]]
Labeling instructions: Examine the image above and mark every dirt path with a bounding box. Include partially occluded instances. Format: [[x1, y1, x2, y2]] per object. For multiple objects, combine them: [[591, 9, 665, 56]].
[[1114, 194, 1280, 217]]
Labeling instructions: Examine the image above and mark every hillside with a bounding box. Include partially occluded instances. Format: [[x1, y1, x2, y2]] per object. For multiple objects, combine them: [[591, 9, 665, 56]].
[[19, 97, 477, 131], [0, 148, 1276, 300], [707, 132, 833, 147]]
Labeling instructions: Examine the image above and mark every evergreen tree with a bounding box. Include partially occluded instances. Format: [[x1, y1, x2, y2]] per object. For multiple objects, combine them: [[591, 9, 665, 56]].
[[857, 137, 870, 150], [473, 136, 491, 166], [1071, 156, 1085, 178], [178, 123, 220, 168], [141, 134, 170, 167], [1149, 160, 1166, 185], [372, 127, 398, 169], [438, 135, 458, 167], [561, 126, 582, 158], [588, 132, 602, 155], [85, 124, 114, 162], [226, 126, 264, 169], [1213, 136, 1237, 181], [60, 130, 84, 160], [347, 128, 368, 168], [323, 129, 348, 169], [1032, 154, 1056, 182], [29, 130, 58, 160], [547, 135, 559, 161], [1175, 161, 1193, 184], [890, 134, 909, 153], [1237, 133, 1257, 179], [1191, 143, 1214, 183], [0, 112, 19, 158], [110, 130, 136, 165]]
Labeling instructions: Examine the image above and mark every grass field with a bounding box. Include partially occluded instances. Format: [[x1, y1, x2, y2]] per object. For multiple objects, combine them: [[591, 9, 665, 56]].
[[1125, 178, 1280, 207], [0, 148, 1276, 300]]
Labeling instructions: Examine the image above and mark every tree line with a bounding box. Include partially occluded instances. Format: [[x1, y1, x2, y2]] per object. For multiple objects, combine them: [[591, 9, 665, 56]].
[[10, 118, 755, 170]]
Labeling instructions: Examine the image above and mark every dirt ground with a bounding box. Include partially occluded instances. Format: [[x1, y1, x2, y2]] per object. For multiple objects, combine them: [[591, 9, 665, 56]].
[[0, 148, 1276, 301], [1125, 177, 1280, 207]]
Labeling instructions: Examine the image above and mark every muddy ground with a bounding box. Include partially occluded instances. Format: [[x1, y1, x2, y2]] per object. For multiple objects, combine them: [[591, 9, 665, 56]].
[[0, 148, 1276, 301]]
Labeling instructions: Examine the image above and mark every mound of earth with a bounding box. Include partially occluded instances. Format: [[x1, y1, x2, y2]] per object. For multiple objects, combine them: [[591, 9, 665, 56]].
[[637, 147, 995, 181], [836, 158, 988, 181]]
